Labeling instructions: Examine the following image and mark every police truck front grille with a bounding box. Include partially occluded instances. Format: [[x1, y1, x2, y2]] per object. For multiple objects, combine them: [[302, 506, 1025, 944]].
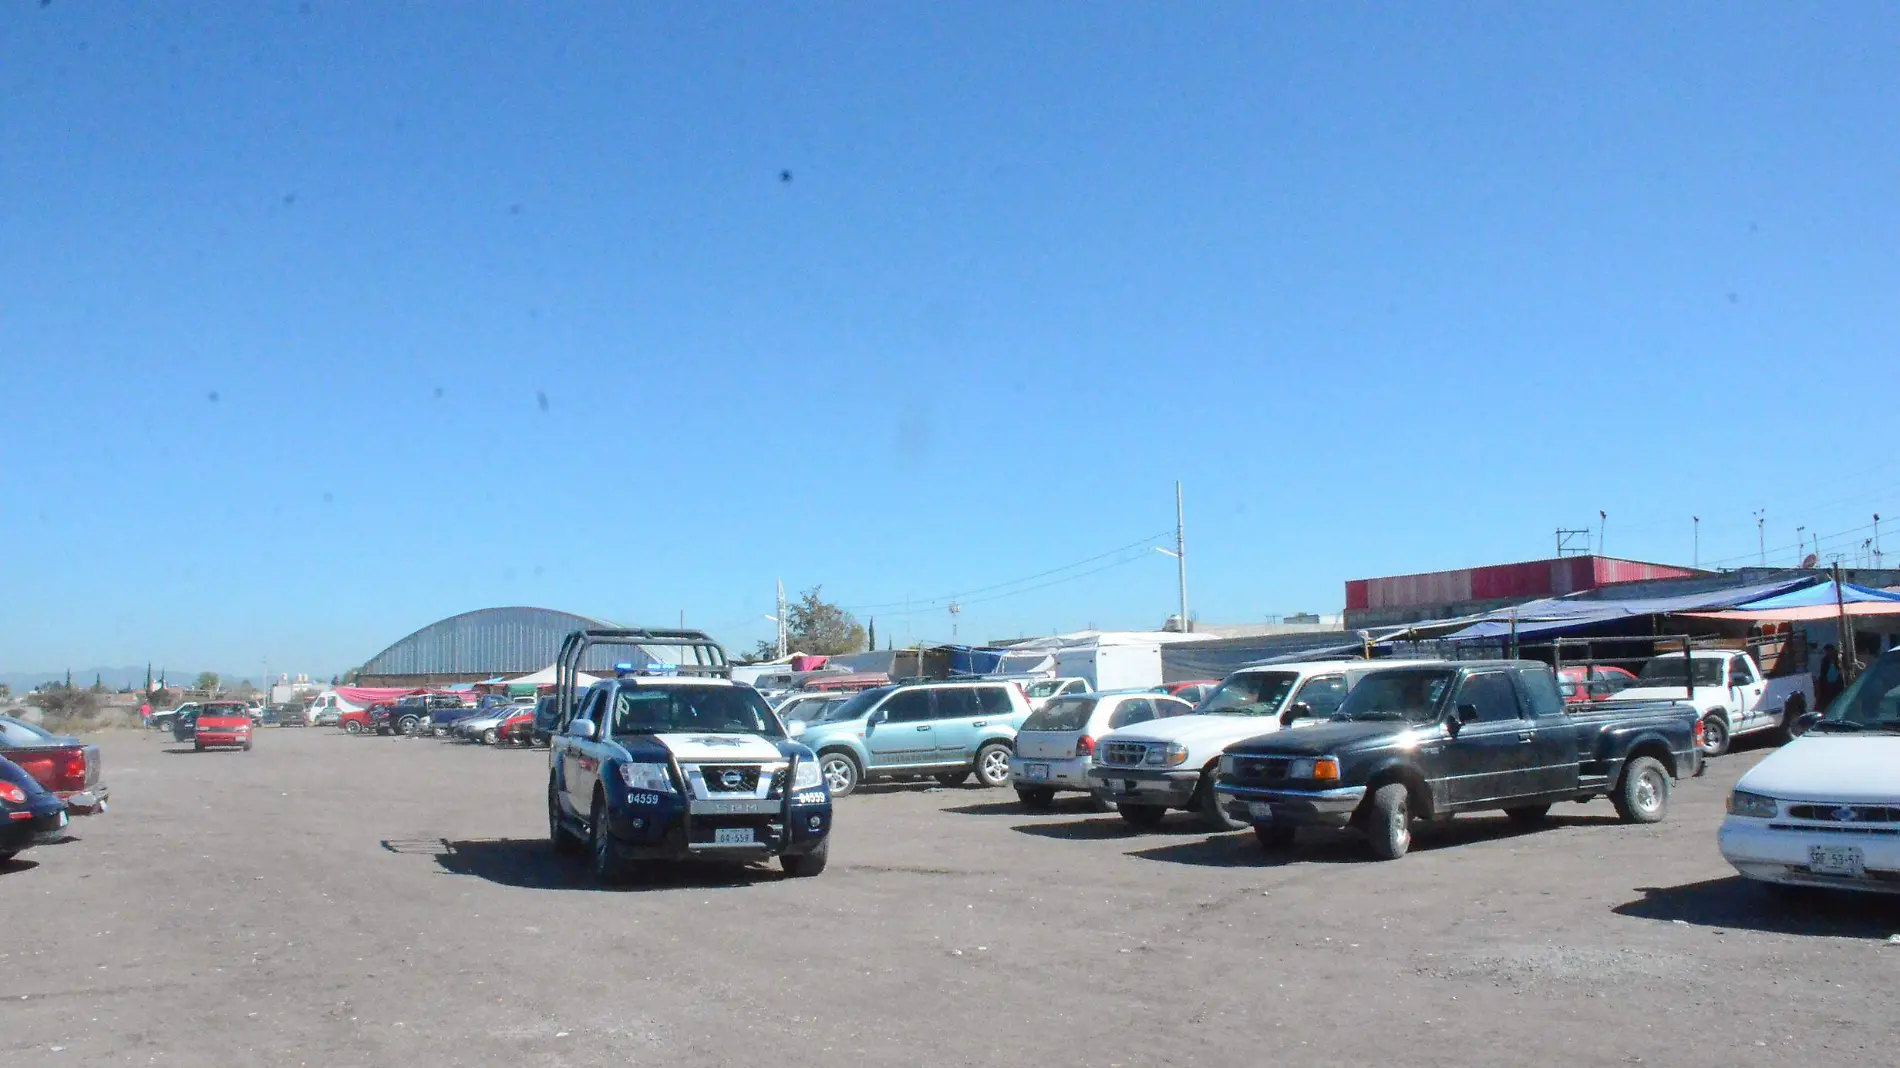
[[698, 766, 762, 792]]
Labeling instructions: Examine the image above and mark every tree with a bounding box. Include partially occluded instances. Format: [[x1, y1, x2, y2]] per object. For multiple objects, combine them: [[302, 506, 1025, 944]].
[[149, 686, 177, 709], [0, 683, 10, 700], [91, 673, 106, 693], [230, 679, 260, 698], [867, 618, 877, 652], [35, 685, 100, 726], [784, 586, 867, 656], [747, 639, 780, 663], [195, 671, 221, 694]]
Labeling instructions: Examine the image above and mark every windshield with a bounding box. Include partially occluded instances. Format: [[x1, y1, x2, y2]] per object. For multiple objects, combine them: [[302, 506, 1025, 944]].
[[1021, 697, 1099, 732], [782, 696, 845, 724], [1637, 657, 1724, 687], [610, 686, 783, 738], [812, 686, 893, 725], [0, 716, 59, 745], [199, 704, 248, 719], [1024, 680, 1067, 699], [1814, 653, 1900, 732], [1332, 670, 1455, 723], [1198, 672, 1299, 716]]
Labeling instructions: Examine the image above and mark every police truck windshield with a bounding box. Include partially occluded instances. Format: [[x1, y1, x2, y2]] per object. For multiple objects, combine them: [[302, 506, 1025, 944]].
[[610, 687, 783, 738]]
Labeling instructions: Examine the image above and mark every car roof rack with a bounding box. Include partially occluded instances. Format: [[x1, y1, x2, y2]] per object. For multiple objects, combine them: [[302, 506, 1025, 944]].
[[551, 628, 732, 731]]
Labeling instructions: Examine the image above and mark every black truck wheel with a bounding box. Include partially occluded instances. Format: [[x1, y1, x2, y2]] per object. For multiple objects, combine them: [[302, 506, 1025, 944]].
[[1015, 786, 1056, 810], [1613, 756, 1670, 824], [397, 714, 421, 736], [1365, 783, 1413, 860], [1117, 804, 1167, 829], [780, 837, 829, 878], [548, 781, 582, 855], [588, 794, 626, 884]]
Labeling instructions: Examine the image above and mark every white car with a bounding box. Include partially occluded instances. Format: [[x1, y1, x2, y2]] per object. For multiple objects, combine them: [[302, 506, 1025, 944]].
[[1008, 690, 1194, 809], [1020, 677, 1088, 713], [774, 692, 850, 726], [1089, 659, 1438, 831], [1719, 650, 1900, 895], [455, 711, 514, 744], [1618, 649, 1814, 758]]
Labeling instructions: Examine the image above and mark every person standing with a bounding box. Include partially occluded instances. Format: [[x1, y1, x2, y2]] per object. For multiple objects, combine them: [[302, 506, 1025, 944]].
[[1816, 644, 1844, 712]]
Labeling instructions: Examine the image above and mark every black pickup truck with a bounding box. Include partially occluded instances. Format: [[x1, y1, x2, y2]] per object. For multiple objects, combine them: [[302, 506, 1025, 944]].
[[1214, 660, 1704, 860]]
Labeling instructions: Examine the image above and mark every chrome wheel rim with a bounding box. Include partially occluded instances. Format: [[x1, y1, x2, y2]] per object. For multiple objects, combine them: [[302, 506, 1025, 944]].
[[1701, 719, 1725, 755], [1635, 770, 1662, 814], [823, 758, 855, 793], [1393, 796, 1410, 849], [980, 749, 1010, 783]]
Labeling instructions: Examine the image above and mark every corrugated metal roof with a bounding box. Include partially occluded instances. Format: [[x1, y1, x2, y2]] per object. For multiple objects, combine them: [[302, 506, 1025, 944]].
[[358, 607, 659, 675]]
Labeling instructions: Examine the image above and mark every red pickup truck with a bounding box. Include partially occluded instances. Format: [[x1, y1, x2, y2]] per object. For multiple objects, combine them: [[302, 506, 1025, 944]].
[[0, 714, 110, 815]]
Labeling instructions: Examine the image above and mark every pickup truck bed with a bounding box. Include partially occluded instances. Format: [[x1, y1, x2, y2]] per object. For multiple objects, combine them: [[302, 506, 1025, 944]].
[[0, 739, 109, 815]]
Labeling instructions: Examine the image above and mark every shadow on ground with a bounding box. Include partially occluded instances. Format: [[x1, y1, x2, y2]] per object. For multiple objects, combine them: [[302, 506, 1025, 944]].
[[1010, 815, 1205, 841], [1126, 812, 1629, 868], [0, 857, 42, 874], [1615, 876, 1900, 938], [382, 837, 783, 892]]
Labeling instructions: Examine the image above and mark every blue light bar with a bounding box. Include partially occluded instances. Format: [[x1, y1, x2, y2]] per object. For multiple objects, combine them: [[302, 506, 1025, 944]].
[[613, 662, 637, 677]]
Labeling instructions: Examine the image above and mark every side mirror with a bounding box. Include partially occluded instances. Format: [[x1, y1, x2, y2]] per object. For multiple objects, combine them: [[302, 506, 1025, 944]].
[[1456, 703, 1480, 724], [1280, 701, 1313, 727], [787, 720, 806, 738], [568, 719, 596, 740]]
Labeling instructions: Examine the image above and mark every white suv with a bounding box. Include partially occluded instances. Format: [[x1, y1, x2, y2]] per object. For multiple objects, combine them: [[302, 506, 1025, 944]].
[[1009, 690, 1194, 809], [1089, 659, 1437, 831]]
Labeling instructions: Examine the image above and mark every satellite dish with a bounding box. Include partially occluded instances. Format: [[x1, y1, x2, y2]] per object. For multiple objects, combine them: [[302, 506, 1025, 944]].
[[1802, 553, 1819, 569]]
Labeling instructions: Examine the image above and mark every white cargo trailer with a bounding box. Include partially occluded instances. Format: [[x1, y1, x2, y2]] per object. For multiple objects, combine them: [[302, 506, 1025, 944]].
[[1054, 642, 1163, 691]]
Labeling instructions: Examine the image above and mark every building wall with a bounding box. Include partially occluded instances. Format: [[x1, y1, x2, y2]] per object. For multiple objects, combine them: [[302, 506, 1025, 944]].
[[1344, 556, 1704, 629]]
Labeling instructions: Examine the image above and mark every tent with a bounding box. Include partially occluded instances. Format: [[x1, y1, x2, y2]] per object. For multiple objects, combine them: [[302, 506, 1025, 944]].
[[1419, 576, 1817, 642], [502, 665, 601, 689]]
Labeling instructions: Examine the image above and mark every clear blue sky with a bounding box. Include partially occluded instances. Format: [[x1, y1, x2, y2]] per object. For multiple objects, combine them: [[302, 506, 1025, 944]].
[[3, 3, 1895, 676]]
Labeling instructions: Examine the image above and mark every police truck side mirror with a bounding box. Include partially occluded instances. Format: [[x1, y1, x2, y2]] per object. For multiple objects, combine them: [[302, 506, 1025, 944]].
[[569, 719, 596, 740]]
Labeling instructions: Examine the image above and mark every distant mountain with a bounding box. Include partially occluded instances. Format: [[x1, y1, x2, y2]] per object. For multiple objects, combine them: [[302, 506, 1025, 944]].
[[0, 667, 271, 694]]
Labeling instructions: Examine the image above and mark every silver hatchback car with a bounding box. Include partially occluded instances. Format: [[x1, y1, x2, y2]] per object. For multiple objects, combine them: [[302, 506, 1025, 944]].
[[1009, 691, 1193, 809]]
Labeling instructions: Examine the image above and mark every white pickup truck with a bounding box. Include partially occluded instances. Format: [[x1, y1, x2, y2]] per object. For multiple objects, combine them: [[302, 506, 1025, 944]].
[[1617, 650, 1813, 758], [1087, 659, 1432, 831]]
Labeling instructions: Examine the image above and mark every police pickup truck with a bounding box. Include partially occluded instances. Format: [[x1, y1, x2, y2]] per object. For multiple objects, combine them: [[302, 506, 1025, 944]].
[[1215, 660, 1704, 860], [546, 629, 832, 883]]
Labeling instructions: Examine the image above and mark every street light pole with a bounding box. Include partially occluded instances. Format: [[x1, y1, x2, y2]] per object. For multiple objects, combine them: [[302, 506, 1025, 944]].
[[1154, 482, 1190, 632]]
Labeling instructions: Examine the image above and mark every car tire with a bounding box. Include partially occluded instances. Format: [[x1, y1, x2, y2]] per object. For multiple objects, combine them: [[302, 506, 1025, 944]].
[[1365, 783, 1412, 860], [1015, 786, 1056, 810], [1254, 825, 1297, 850], [242, 741, 253, 752], [398, 715, 420, 736], [343, 720, 361, 734], [1117, 804, 1168, 829], [588, 793, 625, 885], [193, 742, 204, 752], [975, 743, 1013, 788], [820, 752, 861, 798], [1700, 712, 1731, 758], [1777, 696, 1808, 745], [1504, 804, 1549, 827], [481, 728, 499, 746], [1087, 792, 1118, 813], [780, 837, 829, 878], [0, 849, 17, 864], [549, 780, 583, 855], [1612, 755, 1670, 824], [1195, 771, 1247, 832], [934, 771, 972, 787]]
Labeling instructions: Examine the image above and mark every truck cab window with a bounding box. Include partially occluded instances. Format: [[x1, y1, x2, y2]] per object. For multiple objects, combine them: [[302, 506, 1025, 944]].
[[1456, 672, 1523, 723]]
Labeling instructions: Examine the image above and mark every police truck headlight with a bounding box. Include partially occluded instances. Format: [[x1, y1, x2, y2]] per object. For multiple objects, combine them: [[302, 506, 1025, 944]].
[[618, 763, 676, 794], [792, 760, 823, 791]]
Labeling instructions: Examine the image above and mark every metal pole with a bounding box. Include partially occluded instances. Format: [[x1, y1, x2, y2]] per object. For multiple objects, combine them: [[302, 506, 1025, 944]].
[[1693, 517, 1699, 569], [776, 579, 787, 659], [1834, 563, 1856, 685], [1175, 481, 1189, 633]]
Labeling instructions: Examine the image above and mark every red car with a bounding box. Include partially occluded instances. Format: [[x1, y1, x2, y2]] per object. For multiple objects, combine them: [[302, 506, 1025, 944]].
[[1162, 680, 1221, 705], [496, 708, 537, 746], [193, 701, 255, 751], [337, 707, 374, 734], [1556, 665, 1639, 704]]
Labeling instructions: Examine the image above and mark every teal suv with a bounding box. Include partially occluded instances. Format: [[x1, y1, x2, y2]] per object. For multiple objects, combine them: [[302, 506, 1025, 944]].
[[796, 681, 1033, 796]]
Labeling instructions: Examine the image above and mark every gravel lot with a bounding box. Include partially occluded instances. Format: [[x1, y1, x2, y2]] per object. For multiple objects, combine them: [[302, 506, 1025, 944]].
[[4, 728, 1897, 1067]]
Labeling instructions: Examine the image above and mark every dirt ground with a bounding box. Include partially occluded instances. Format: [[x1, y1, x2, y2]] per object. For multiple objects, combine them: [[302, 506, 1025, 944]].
[[3, 727, 1897, 1067]]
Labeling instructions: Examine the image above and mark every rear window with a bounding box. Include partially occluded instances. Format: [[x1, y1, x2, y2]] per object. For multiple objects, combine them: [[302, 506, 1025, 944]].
[[1021, 697, 1097, 732]]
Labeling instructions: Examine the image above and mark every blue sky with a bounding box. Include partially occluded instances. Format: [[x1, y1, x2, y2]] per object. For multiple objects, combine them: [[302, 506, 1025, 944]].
[[3, 3, 1895, 676]]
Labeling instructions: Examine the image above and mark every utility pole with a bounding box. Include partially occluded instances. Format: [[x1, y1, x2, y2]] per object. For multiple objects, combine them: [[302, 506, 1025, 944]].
[[1175, 481, 1189, 634], [1692, 517, 1700, 569], [1797, 526, 1807, 566], [1876, 514, 1884, 568], [775, 579, 787, 659], [1598, 511, 1607, 558], [1754, 509, 1766, 566]]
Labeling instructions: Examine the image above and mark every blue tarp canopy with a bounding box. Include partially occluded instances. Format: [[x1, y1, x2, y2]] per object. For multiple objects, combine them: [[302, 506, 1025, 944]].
[[943, 646, 1008, 676], [1428, 576, 1818, 642], [1729, 581, 1900, 610]]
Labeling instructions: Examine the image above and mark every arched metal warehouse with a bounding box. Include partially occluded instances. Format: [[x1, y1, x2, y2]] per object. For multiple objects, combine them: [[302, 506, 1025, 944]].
[[354, 606, 654, 687]]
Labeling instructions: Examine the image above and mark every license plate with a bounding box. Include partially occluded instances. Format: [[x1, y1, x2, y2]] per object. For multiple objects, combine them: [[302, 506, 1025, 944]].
[[1809, 845, 1865, 878], [713, 827, 755, 845], [1248, 802, 1274, 821], [1023, 763, 1050, 781], [57, 810, 69, 828]]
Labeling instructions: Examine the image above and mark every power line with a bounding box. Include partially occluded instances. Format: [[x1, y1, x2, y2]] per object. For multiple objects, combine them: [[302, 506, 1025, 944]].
[[1697, 517, 1885, 569], [838, 529, 1173, 612], [861, 546, 1166, 618]]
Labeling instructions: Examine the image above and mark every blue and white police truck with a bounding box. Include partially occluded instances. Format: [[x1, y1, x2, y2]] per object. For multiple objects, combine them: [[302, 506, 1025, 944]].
[[545, 628, 833, 882]]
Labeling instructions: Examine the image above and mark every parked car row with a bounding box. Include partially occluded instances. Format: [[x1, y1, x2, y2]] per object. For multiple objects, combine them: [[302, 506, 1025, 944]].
[[1, 714, 110, 870]]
